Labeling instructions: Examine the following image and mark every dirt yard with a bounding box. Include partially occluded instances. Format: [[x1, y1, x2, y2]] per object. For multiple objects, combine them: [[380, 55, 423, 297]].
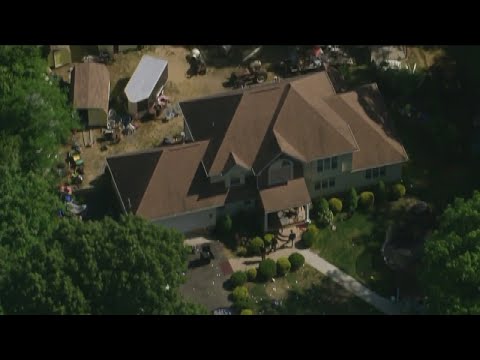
[[62, 45, 283, 188]]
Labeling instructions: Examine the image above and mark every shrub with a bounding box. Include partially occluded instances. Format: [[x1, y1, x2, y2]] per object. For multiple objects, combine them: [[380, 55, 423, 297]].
[[236, 246, 247, 257], [328, 198, 343, 214], [276, 257, 291, 276], [230, 271, 247, 287], [392, 183, 406, 200], [288, 252, 305, 271], [318, 208, 334, 227], [376, 180, 387, 204], [246, 267, 257, 282], [263, 233, 274, 248], [240, 309, 254, 315], [319, 198, 330, 212], [231, 286, 249, 303], [302, 228, 317, 248], [258, 259, 277, 281], [247, 237, 265, 256], [346, 187, 358, 213], [216, 215, 232, 238], [359, 191, 375, 210]]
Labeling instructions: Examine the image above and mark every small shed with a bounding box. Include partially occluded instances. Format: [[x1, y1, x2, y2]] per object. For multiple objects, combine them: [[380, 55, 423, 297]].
[[48, 45, 72, 69], [98, 45, 139, 55], [71, 63, 111, 127], [124, 55, 168, 118]]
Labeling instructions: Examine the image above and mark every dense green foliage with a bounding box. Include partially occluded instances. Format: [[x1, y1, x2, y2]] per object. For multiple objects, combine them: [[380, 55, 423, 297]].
[[376, 181, 387, 204], [346, 188, 359, 213], [230, 271, 247, 288], [240, 309, 253, 315], [328, 198, 343, 214], [216, 215, 233, 239], [302, 225, 318, 248], [263, 233, 274, 248], [258, 259, 277, 281], [392, 183, 406, 200], [359, 192, 375, 210], [246, 267, 257, 282], [276, 257, 291, 276], [288, 253, 305, 271], [247, 237, 264, 256], [421, 191, 480, 314]]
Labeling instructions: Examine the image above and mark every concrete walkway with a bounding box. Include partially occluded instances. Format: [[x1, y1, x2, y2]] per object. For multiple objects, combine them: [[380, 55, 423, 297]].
[[228, 241, 402, 315]]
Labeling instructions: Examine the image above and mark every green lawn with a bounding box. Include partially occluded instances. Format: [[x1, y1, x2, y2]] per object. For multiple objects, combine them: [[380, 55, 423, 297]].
[[311, 212, 397, 298], [246, 265, 381, 315]]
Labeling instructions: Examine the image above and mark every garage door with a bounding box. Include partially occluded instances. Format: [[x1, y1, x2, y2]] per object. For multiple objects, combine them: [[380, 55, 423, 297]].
[[155, 209, 217, 233]]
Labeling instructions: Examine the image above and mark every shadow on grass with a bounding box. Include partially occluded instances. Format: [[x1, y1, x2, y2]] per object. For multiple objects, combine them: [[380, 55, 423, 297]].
[[259, 276, 381, 315]]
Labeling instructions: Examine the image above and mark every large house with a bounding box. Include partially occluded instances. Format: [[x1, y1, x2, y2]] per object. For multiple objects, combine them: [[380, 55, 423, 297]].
[[107, 71, 408, 233]]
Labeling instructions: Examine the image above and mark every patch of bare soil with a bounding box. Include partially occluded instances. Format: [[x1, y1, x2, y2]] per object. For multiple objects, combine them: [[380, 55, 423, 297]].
[[60, 45, 285, 189]]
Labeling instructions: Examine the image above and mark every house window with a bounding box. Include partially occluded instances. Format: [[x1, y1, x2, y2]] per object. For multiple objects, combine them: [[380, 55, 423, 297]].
[[315, 182, 321, 191], [324, 158, 331, 170], [328, 177, 335, 188], [380, 166, 386, 176], [373, 168, 379, 178], [321, 179, 328, 189], [317, 160, 323, 172], [230, 177, 241, 186], [331, 156, 338, 169], [365, 169, 372, 179]]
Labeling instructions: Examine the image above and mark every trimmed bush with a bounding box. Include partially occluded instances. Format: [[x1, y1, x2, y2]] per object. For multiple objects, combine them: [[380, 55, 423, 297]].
[[376, 180, 387, 204], [263, 233, 274, 248], [236, 246, 247, 257], [247, 237, 265, 256], [288, 252, 305, 271], [392, 183, 406, 200], [328, 198, 343, 214], [230, 271, 247, 287], [246, 267, 257, 282], [258, 258, 277, 281], [216, 215, 232, 238], [302, 228, 317, 248], [307, 224, 319, 233], [240, 309, 254, 315], [319, 198, 330, 212], [359, 191, 375, 210], [347, 187, 358, 213], [276, 257, 291, 276], [231, 286, 249, 303]]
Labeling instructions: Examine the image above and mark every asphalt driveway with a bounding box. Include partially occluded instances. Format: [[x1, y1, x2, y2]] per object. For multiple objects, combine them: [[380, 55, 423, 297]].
[[179, 238, 233, 312]]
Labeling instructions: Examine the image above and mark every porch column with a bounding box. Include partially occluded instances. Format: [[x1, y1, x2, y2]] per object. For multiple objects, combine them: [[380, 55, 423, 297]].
[[306, 204, 310, 223], [264, 212, 268, 232]]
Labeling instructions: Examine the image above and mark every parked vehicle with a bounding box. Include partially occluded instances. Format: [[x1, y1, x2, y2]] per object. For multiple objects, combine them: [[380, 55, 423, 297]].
[[279, 46, 324, 77]]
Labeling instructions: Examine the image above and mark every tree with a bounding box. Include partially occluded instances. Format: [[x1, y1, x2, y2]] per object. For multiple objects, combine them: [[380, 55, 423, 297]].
[[347, 187, 358, 213], [421, 191, 480, 314], [1, 215, 207, 315], [376, 181, 387, 204], [0, 46, 80, 172]]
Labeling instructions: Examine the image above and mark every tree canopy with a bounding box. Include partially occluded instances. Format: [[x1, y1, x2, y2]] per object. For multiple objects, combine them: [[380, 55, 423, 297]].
[[0, 45, 79, 172], [1, 215, 207, 315], [421, 191, 480, 314]]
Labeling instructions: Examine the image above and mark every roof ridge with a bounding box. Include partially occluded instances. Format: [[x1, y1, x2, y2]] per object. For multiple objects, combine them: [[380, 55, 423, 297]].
[[336, 91, 408, 160], [289, 85, 359, 150], [272, 130, 307, 162]]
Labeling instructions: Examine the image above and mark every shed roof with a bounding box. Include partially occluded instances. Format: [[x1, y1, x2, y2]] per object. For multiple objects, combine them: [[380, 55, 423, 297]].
[[124, 55, 168, 103]]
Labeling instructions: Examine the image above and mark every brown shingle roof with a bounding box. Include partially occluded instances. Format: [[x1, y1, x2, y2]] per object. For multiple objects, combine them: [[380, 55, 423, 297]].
[[274, 83, 358, 162], [324, 83, 408, 170], [72, 63, 110, 113], [107, 141, 229, 220], [259, 178, 311, 213], [209, 85, 286, 175]]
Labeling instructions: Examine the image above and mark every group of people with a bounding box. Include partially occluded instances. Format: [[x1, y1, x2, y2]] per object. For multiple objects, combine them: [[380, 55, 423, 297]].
[[260, 230, 296, 260]]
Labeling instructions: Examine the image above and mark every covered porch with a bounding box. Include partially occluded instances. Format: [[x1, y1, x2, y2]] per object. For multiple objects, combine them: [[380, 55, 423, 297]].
[[259, 178, 312, 232]]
